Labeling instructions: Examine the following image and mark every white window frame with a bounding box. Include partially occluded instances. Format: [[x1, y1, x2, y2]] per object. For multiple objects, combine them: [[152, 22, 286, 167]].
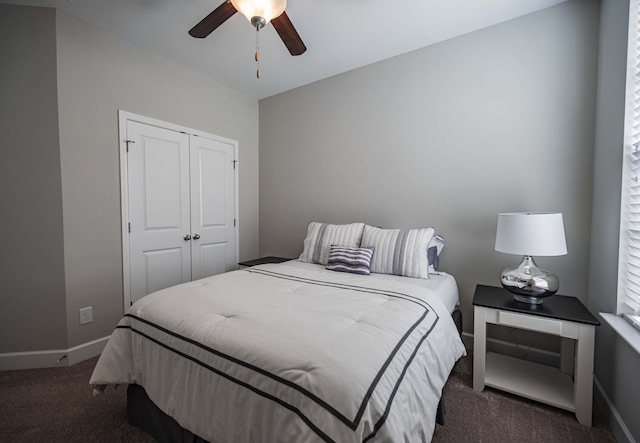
[[617, 0, 640, 318]]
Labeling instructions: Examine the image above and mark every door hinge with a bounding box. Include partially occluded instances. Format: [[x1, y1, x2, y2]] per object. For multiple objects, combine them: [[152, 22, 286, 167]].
[[234, 218, 236, 227], [232, 160, 238, 170], [128, 222, 131, 233], [125, 140, 135, 152]]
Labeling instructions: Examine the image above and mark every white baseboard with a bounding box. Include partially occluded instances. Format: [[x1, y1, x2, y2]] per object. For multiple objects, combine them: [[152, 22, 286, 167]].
[[0, 336, 110, 371], [461, 331, 474, 349], [594, 376, 637, 443]]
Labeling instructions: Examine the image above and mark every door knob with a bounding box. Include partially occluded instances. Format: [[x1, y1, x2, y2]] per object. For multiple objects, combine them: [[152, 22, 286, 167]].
[[183, 234, 191, 241], [193, 234, 201, 240]]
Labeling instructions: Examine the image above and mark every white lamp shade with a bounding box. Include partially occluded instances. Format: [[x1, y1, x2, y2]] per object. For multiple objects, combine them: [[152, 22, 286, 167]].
[[495, 212, 567, 256], [230, 0, 286, 23]]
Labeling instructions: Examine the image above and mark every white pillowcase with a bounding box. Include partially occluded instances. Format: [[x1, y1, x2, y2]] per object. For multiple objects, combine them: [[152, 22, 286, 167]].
[[361, 225, 435, 279], [299, 222, 366, 265]]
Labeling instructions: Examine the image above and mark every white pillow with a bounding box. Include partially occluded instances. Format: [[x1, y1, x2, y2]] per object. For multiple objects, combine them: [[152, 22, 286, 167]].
[[361, 225, 435, 279], [299, 222, 366, 265]]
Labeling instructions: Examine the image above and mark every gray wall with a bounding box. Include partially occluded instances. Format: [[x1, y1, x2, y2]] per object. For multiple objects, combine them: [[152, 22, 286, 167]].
[[55, 11, 260, 348], [590, 0, 640, 441], [259, 0, 599, 335], [0, 5, 67, 352], [0, 4, 261, 354]]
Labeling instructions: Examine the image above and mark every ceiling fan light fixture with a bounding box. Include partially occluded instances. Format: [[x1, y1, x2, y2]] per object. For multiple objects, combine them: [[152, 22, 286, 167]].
[[230, 0, 286, 26]]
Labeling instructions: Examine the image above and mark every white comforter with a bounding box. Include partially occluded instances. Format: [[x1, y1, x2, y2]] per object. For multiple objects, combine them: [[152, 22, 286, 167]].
[[90, 264, 466, 443]]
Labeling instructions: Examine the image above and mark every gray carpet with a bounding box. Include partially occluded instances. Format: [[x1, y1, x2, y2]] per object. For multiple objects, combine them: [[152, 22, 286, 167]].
[[0, 353, 617, 442], [432, 353, 616, 443], [0, 357, 152, 443]]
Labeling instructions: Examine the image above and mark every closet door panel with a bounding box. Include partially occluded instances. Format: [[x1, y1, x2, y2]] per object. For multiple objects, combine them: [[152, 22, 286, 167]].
[[197, 243, 228, 278], [143, 144, 183, 228], [127, 121, 191, 305], [144, 248, 185, 294], [190, 135, 236, 280]]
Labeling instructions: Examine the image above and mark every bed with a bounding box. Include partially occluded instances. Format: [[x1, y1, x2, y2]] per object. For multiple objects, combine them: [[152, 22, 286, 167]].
[[91, 223, 466, 442]]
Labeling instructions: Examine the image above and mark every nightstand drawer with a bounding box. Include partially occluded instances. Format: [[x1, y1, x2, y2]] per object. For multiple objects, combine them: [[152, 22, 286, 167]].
[[497, 310, 563, 335]]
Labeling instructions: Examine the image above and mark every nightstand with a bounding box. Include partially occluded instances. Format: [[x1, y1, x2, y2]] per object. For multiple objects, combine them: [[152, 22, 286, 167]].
[[472, 285, 599, 426], [238, 256, 292, 267]]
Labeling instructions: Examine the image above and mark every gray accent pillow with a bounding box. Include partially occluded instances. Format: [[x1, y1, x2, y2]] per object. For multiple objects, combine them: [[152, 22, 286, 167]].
[[326, 245, 375, 275]]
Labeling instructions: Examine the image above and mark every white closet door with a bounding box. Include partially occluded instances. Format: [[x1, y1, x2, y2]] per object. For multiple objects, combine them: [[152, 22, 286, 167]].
[[127, 121, 191, 304], [190, 135, 237, 280]]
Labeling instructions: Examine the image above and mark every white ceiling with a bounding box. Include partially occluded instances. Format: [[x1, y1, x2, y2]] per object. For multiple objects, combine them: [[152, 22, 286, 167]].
[[7, 0, 568, 99]]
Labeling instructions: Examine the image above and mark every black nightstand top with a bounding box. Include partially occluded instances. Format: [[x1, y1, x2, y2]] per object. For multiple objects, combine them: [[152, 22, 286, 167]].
[[472, 285, 600, 326], [238, 256, 293, 267]]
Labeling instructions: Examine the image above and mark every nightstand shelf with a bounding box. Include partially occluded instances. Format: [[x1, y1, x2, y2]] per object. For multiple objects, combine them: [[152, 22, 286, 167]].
[[473, 285, 599, 426], [485, 352, 574, 411]]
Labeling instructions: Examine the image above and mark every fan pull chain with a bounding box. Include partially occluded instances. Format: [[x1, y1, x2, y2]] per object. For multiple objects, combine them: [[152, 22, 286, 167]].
[[255, 26, 261, 79]]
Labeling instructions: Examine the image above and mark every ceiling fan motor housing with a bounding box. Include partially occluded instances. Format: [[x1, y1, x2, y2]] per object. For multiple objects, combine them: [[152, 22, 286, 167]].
[[250, 16, 267, 30]]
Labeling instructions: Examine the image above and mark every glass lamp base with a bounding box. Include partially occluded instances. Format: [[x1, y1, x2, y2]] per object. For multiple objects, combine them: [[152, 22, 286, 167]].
[[512, 293, 546, 305], [500, 255, 559, 304]]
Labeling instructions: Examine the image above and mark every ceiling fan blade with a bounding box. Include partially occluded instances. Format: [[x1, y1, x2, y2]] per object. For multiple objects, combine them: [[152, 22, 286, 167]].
[[271, 12, 307, 56], [189, 1, 237, 38]]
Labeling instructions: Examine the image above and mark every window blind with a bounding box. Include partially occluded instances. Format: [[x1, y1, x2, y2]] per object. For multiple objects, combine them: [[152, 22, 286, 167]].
[[619, 0, 640, 316]]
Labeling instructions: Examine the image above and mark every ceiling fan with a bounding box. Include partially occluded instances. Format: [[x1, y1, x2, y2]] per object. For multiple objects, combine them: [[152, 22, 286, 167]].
[[189, 0, 307, 57]]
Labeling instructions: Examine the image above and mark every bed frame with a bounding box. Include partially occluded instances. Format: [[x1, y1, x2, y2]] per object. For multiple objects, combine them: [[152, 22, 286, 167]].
[[126, 308, 463, 442]]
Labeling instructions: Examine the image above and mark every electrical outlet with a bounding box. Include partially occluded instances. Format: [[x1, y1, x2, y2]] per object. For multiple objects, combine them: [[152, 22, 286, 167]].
[[79, 307, 93, 325]]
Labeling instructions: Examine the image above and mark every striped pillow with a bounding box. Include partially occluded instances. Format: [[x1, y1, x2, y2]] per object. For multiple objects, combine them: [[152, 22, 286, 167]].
[[299, 222, 366, 265], [361, 225, 435, 279], [326, 245, 375, 275]]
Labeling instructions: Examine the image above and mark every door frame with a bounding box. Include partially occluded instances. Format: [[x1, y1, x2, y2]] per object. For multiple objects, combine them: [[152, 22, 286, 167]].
[[118, 110, 239, 311]]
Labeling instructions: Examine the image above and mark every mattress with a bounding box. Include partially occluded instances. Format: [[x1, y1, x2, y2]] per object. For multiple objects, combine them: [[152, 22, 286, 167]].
[[91, 263, 465, 442]]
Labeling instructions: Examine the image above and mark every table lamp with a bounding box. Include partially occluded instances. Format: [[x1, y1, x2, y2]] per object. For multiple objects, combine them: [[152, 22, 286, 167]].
[[495, 212, 567, 304]]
